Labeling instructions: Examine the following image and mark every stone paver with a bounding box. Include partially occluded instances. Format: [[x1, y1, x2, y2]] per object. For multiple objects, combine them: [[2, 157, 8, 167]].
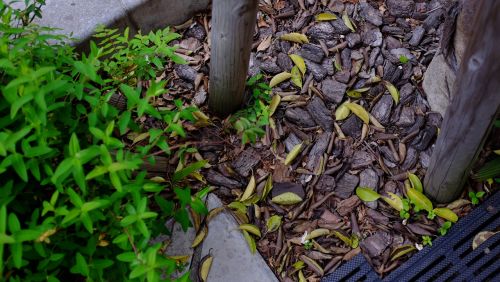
[[201, 194, 279, 282], [17, 0, 210, 43]]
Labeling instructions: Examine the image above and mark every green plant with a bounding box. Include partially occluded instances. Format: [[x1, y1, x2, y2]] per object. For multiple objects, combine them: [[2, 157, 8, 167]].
[[469, 191, 486, 205], [438, 221, 452, 236], [399, 55, 409, 64], [0, 4, 207, 281], [400, 198, 411, 220], [422, 235, 432, 247], [93, 25, 186, 86], [230, 74, 271, 146], [356, 175, 459, 224], [303, 240, 313, 250]]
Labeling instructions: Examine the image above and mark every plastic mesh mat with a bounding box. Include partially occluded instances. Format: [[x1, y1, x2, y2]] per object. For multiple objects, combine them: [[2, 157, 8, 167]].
[[322, 191, 500, 282]]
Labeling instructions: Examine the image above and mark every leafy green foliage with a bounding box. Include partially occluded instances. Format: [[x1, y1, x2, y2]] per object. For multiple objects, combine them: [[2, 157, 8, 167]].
[[422, 235, 432, 247], [399, 198, 411, 220], [438, 221, 453, 236], [230, 74, 271, 146], [469, 191, 486, 205], [0, 4, 206, 281], [399, 55, 409, 64]]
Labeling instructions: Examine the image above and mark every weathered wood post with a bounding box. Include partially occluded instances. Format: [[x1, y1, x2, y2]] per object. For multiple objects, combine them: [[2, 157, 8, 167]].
[[209, 0, 258, 116], [424, 0, 500, 203]]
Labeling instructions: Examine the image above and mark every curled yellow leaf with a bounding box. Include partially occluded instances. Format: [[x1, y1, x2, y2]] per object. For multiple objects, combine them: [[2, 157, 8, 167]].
[[198, 254, 213, 282], [269, 72, 292, 87], [315, 12, 337, 21], [191, 225, 208, 248], [280, 33, 309, 44], [383, 80, 400, 104], [268, 95, 281, 117], [285, 142, 303, 165], [240, 175, 256, 202]]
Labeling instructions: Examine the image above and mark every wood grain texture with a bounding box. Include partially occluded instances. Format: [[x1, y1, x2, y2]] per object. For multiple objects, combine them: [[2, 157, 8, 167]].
[[424, 0, 500, 203], [208, 0, 258, 116]]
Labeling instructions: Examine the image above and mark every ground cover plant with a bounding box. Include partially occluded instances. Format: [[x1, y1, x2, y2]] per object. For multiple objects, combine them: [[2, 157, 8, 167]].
[[0, 2, 210, 281]]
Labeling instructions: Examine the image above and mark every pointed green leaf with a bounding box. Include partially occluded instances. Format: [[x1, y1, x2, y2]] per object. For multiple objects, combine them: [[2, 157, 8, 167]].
[[356, 187, 381, 202]]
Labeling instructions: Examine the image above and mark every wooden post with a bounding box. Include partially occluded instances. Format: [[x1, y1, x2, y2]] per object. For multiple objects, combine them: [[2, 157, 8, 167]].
[[209, 0, 258, 116], [424, 0, 500, 203]]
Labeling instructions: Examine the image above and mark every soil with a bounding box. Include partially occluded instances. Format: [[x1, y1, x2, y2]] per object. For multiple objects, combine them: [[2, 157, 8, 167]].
[[147, 0, 498, 280]]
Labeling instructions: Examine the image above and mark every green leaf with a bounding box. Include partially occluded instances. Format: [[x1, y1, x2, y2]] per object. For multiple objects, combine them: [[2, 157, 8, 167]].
[[70, 252, 89, 276], [11, 153, 28, 182], [0, 233, 15, 244], [408, 173, 423, 192], [174, 187, 192, 207], [120, 215, 137, 227], [356, 187, 381, 202], [130, 264, 148, 279], [117, 252, 136, 262], [173, 160, 207, 182], [407, 188, 433, 212], [69, 133, 80, 157], [80, 212, 93, 233], [85, 165, 108, 180]]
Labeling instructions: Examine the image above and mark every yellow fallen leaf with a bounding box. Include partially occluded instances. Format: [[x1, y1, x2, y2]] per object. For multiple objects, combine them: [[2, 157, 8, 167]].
[[345, 102, 369, 124], [285, 142, 303, 165], [191, 225, 208, 248], [198, 254, 213, 282], [315, 12, 338, 21], [240, 175, 256, 202], [383, 80, 400, 104], [268, 95, 281, 117], [433, 208, 458, 223], [335, 101, 351, 121], [291, 66, 302, 88], [257, 35, 272, 52], [280, 32, 309, 44], [271, 192, 303, 205], [342, 11, 356, 32], [289, 54, 306, 75], [269, 72, 292, 87]]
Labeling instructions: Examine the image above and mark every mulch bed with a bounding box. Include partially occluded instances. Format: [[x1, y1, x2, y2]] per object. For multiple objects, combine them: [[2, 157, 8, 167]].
[[152, 0, 498, 280]]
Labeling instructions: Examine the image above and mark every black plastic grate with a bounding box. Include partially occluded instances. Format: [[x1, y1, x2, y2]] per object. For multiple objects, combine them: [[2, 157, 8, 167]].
[[322, 191, 500, 282]]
